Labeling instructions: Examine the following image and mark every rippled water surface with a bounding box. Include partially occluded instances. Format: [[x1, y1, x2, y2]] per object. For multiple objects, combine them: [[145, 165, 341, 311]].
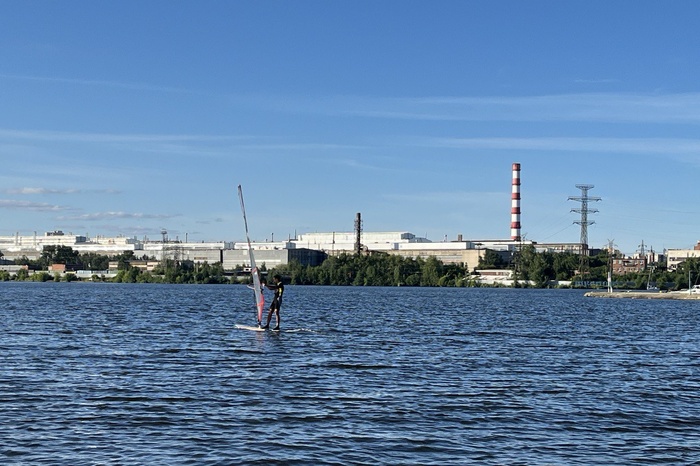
[[2, 282, 700, 465]]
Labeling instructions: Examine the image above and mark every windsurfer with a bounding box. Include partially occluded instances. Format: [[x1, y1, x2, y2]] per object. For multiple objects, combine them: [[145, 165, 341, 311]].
[[261, 274, 284, 330]]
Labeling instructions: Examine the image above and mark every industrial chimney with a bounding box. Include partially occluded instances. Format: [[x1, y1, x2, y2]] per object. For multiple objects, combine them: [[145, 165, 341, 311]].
[[511, 163, 521, 241]]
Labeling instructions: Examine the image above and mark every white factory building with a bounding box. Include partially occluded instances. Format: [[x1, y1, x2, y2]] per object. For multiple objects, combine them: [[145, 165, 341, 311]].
[[0, 230, 531, 271], [666, 243, 700, 271], [0, 231, 228, 264]]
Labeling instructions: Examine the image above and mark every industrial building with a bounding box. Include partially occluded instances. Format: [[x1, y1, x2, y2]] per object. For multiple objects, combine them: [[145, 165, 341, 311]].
[[612, 257, 646, 275], [666, 243, 700, 271], [0, 231, 327, 270], [0, 231, 143, 260]]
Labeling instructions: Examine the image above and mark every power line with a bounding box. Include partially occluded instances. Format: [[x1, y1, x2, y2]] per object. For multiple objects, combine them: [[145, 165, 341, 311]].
[[568, 184, 601, 278]]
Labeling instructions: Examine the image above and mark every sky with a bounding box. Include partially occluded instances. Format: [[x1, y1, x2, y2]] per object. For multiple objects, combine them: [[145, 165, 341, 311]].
[[2, 1, 700, 256]]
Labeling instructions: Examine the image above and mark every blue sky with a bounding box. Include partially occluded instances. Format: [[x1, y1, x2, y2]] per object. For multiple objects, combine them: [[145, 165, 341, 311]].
[[2, 1, 700, 255]]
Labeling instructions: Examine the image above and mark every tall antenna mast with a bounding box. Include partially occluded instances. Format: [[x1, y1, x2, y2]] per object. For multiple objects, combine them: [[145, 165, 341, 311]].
[[568, 184, 601, 279]]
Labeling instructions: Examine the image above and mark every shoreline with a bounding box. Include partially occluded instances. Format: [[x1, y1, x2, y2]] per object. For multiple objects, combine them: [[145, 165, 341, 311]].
[[585, 290, 700, 300]]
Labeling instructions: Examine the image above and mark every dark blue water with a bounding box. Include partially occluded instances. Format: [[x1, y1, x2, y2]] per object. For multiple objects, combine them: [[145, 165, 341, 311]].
[[2, 283, 699, 465]]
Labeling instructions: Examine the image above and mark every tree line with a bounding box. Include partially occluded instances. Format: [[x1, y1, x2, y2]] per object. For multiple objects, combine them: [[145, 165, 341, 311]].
[[273, 247, 700, 290], [1, 245, 699, 290]]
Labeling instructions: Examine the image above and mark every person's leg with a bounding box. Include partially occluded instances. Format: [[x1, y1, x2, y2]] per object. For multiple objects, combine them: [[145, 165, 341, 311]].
[[273, 309, 280, 330], [262, 308, 273, 328]]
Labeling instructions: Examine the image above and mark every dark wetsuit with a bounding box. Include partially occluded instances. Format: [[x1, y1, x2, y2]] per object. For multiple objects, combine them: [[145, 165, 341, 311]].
[[262, 278, 284, 329], [270, 282, 284, 311]]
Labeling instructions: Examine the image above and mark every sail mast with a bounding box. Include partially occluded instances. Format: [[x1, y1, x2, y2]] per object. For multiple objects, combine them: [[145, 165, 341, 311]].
[[238, 185, 264, 325]]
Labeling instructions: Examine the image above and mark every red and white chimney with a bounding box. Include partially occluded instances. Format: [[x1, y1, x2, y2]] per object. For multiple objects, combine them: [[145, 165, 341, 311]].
[[510, 163, 521, 241]]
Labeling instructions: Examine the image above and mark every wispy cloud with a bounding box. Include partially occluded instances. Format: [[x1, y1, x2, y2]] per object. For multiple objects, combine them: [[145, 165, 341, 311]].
[[5, 73, 700, 126], [270, 92, 700, 124], [0, 129, 258, 161], [0, 128, 247, 144], [196, 217, 225, 225], [4, 187, 120, 195], [421, 136, 700, 155], [0, 128, 362, 161], [331, 158, 389, 171], [0, 199, 69, 211], [0, 73, 199, 95], [573, 78, 620, 84], [235, 142, 364, 151], [6, 187, 78, 195], [384, 191, 505, 204], [57, 212, 180, 221], [67, 224, 167, 237]]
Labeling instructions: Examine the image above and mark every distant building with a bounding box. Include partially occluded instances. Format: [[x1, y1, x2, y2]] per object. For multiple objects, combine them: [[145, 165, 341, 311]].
[[667, 242, 700, 271], [223, 247, 326, 270], [0, 232, 140, 260], [612, 257, 646, 275], [284, 231, 532, 268], [49, 263, 69, 274], [0, 264, 28, 275], [0, 229, 643, 275], [291, 231, 431, 254], [533, 242, 583, 254], [107, 260, 161, 273]]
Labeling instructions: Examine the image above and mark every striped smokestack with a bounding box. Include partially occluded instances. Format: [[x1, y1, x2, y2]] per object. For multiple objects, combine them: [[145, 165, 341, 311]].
[[510, 162, 521, 241]]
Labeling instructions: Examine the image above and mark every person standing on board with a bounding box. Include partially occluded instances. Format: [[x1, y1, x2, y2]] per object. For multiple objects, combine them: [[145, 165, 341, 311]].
[[261, 274, 284, 330]]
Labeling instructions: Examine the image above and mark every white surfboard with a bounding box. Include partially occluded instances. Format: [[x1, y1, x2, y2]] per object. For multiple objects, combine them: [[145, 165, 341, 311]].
[[235, 324, 267, 332]]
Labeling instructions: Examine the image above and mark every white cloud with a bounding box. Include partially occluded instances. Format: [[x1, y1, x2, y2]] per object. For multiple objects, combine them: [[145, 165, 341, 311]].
[[6, 187, 78, 195], [0, 199, 68, 211], [267, 92, 700, 124], [420, 136, 700, 155], [0, 73, 198, 95], [384, 191, 505, 204], [57, 212, 180, 221], [0, 128, 247, 144]]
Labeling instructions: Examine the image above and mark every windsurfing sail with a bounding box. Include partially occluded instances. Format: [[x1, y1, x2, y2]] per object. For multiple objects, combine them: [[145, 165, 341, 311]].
[[238, 185, 264, 325]]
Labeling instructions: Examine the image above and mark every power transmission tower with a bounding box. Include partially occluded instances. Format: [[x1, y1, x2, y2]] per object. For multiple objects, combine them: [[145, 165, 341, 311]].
[[638, 240, 646, 259], [637, 240, 653, 271], [568, 184, 601, 281]]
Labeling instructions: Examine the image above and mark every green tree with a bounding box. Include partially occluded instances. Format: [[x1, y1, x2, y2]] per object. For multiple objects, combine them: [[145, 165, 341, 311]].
[[115, 251, 136, 271], [114, 267, 143, 283], [30, 271, 52, 282], [552, 252, 578, 280], [80, 252, 110, 270], [676, 257, 700, 290], [478, 249, 507, 269], [420, 256, 441, 286], [40, 245, 80, 267], [440, 263, 467, 287], [537, 254, 555, 287]]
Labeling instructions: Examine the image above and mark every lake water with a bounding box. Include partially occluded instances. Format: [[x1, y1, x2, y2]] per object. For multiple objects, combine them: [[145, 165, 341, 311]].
[[2, 282, 699, 465]]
